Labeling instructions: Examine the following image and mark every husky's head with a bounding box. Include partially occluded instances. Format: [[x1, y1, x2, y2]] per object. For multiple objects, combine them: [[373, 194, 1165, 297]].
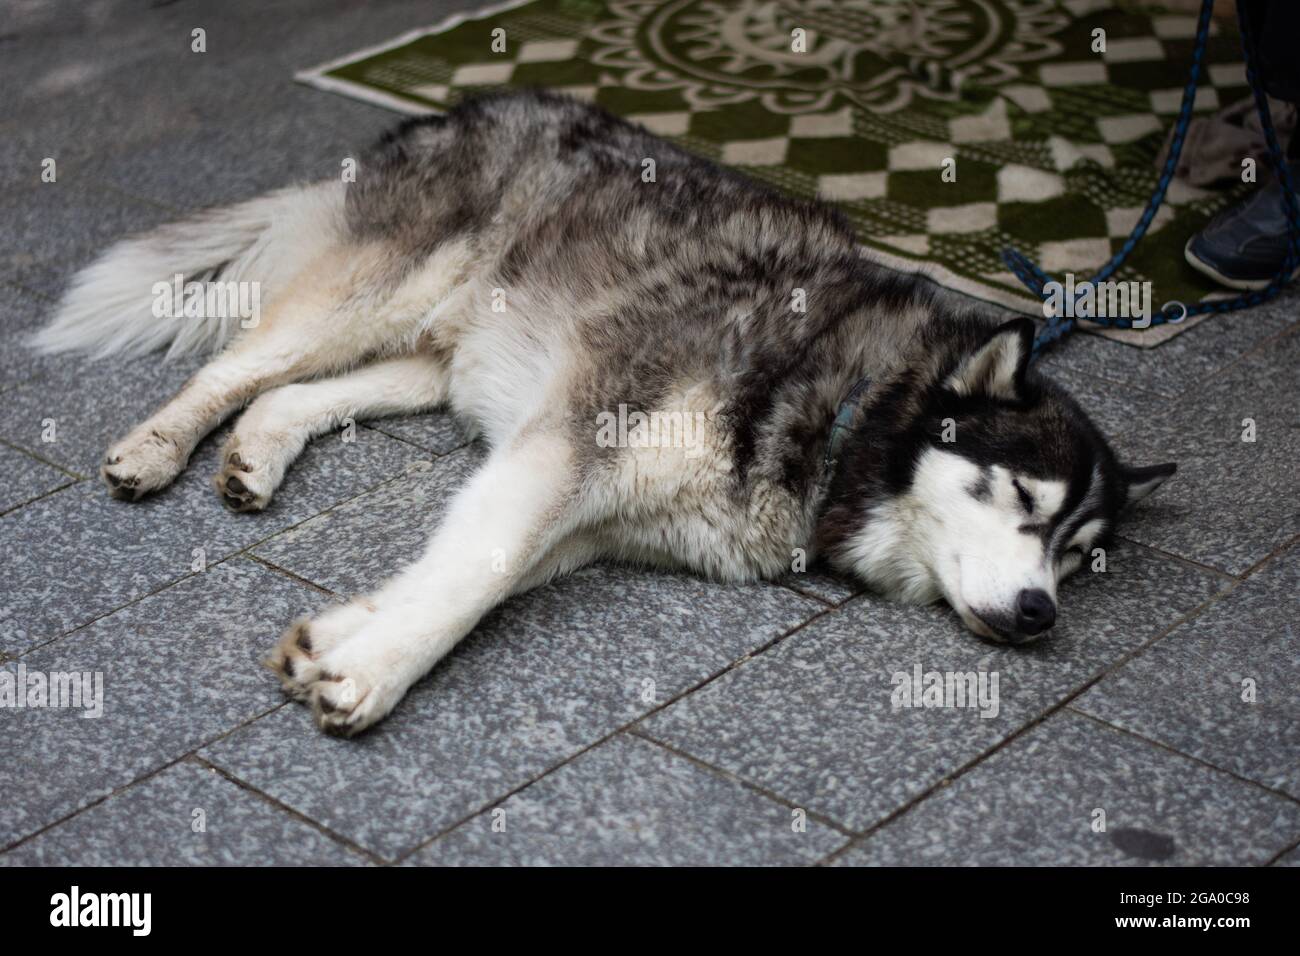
[[820, 316, 1175, 644]]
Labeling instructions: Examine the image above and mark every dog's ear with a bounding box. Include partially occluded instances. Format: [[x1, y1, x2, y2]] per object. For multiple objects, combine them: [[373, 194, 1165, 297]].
[[1122, 462, 1177, 506], [944, 317, 1034, 401]]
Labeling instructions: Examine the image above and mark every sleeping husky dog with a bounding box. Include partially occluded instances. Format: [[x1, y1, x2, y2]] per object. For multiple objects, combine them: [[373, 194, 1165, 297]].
[[34, 91, 1175, 735]]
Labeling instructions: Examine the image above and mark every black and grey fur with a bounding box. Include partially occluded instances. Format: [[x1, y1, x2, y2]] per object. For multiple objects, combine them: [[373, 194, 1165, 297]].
[[33, 91, 1176, 734]]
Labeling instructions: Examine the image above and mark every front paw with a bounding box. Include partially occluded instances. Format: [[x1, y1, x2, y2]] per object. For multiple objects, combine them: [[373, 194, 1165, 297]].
[[266, 601, 399, 736], [101, 429, 186, 500]]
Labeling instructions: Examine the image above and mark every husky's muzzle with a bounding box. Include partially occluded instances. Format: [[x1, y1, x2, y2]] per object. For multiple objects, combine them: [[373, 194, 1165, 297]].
[[971, 588, 1056, 645]]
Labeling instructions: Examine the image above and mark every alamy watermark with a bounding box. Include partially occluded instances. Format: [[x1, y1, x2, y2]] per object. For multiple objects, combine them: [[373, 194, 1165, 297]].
[[1, 663, 104, 718], [1042, 274, 1186, 329], [890, 663, 999, 718], [152, 273, 261, 328], [50, 886, 150, 936], [595, 403, 710, 459]]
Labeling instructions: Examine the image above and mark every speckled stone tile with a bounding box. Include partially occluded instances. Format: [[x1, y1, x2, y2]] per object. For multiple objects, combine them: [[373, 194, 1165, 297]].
[[252, 447, 483, 594], [779, 564, 862, 606], [1277, 845, 1300, 866], [90, 90, 389, 211], [202, 563, 822, 860], [0, 760, 365, 866], [0, 286, 66, 394], [641, 540, 1225, 832], [201, 0, 486, 83], [1110, 328, 1300, 575], [0, 25, 188, 187], [3, 0, 475, 205], [1040, 365, 1173, 442], [1075, 544, 1300, 797], [0, 442, 73, 514], [835, 711, 1300, 866], [0, 0, 442, 187], [0, 560, 326, 849], [0, 349, 203, 477], [363, 412, 471, 457], [0, 365, 421, 652], [1036, 289, 1300, 399], [0, 437, 421, 654], [0, 180, 173, 297], [409, 734, 846, 866]]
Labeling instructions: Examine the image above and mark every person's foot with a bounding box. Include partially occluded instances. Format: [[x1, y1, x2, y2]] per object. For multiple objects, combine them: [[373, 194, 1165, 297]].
[[1185, 160, 1300, 290]]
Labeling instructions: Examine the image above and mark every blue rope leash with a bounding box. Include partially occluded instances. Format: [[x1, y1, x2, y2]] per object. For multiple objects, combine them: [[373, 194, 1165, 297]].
[[1001, 0, 1300, 358]]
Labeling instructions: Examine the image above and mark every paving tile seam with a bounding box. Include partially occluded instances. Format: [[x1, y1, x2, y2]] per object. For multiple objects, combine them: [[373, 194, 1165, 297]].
[[1238, 533, 1300, 582], [4, 442, 840, 860], [775, 579, 842, 608], [1049, 365, 1180, 410], [0, 435, 86, 481], [812, 585, 1239, 866], [1112, 534, 1242, 583], [391, 601, 842, 863], [359, 420, 472, 457], [188, 754, 384, 865], [0, 475, 80, 519], [388, 724, 636, 863], [14, 160, 189, 219], [1, 517, 1238, 861], [0, 753, 190, 857], [0, 698, 292, 857], [1051, 308, 1300, 404], [1267, 837, 1300, 866], [11, 463, 424, 659], [625, 728, 858, 841], [1205, 319, 1300, 384], [245, 553, 341, 598], [812, 705, 1092, 866], [1066, 707, 1300, 809], [14, 567, 210, 659]]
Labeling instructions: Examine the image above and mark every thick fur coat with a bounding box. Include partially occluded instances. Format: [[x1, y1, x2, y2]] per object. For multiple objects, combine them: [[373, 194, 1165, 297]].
[[34, 91, 1174, 734]]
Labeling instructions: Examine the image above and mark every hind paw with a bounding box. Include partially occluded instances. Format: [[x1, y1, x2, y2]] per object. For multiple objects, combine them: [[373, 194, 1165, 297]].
[[101, 430, 186, 500], [214, 445, 276, 511]]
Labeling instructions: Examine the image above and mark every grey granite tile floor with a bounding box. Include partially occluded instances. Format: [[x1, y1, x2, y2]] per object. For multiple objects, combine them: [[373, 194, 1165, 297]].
[[832, 711, 1300, 867], [1, 0, 1296, 866]]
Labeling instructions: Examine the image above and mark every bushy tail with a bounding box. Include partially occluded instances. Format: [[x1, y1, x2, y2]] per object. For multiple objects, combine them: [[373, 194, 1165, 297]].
[[30, 181, 344, 360]]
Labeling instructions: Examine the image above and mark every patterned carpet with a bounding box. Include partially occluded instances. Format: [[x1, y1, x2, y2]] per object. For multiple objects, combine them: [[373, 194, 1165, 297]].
[[298, 0, 1256, 341]]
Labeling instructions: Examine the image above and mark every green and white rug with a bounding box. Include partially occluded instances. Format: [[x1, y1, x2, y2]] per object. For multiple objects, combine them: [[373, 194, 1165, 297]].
[[297, 0, 1256, 345]]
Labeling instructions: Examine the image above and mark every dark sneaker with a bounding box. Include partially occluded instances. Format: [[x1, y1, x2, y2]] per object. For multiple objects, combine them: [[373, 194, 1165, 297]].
[[1184, 160, 1300, 290]]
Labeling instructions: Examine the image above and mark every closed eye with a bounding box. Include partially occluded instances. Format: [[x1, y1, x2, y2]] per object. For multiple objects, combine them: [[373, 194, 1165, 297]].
[[1012, 479, 1034, 514]]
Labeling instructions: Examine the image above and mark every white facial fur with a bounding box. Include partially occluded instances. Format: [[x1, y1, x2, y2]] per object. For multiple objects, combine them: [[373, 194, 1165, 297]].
[[845, 448, 1107, 642]]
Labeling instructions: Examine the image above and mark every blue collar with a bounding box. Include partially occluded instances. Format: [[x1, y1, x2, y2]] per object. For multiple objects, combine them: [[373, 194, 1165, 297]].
[[824, 375, 872, 469]]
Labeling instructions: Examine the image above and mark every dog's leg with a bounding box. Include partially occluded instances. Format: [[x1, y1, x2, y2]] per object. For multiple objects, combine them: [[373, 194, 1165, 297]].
[[100, 250, 364, 499], [214, 353, 449, 511], [100, 242, 468, 500], [268, 426, 583, 735]]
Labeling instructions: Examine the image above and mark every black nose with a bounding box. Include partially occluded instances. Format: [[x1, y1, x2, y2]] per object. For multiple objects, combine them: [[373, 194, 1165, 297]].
[[1015, 589, 1056, 635]]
